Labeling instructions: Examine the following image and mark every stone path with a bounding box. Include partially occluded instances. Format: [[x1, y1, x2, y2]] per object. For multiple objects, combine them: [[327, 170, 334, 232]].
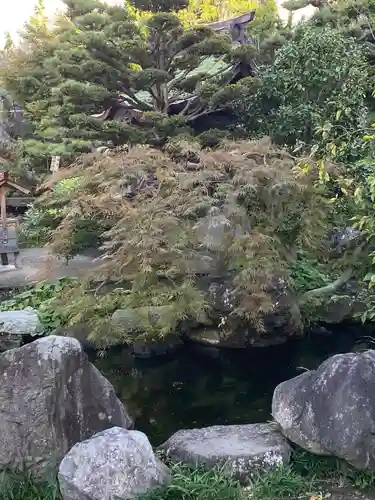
[[0, 248, 97, 288]]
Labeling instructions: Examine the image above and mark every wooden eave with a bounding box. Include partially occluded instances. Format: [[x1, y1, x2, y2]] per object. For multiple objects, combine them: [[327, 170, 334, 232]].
[[0, 173, 31, 194], [206, 11, 256, 32]]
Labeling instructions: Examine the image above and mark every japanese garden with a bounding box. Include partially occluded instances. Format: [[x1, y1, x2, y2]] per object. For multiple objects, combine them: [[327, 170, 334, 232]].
[[1, 0, 375, 499]]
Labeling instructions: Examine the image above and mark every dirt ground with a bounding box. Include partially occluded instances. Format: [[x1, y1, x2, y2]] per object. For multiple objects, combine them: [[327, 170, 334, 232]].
[[323, 485, 375, 500]]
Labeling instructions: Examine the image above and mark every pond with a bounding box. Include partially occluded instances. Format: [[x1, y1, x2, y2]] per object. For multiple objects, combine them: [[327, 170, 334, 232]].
[[92, 326, 368, 446]]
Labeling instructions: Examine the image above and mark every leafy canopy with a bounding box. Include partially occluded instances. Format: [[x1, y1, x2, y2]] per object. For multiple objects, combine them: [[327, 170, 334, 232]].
[[232, 24, 369, 157]]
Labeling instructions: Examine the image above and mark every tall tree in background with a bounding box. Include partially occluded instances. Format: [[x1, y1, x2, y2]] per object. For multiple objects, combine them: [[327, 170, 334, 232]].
[[1, 0, 62, 172], [282, 0, 375, 60], [280, 0, 375, 114], [0, 89, 17, 168], [178, 0, 276, 25], [231, 24, 368, 156], [2, 0, 140, 169], [126, 0, 278, 25]]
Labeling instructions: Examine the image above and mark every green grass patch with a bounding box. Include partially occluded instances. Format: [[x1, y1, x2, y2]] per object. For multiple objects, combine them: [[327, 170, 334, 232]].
[[3, 452, 375, 500], [139, 464, 244, 500], [249, 466, 314, 499], [292, 449, 375, 490], [292, 450, 341, 479], [0, 471, 60, 500]]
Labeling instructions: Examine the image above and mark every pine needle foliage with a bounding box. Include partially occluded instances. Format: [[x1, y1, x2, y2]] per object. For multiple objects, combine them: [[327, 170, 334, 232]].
[[0, 0, 244, 171], [36, 138, 330, 342]]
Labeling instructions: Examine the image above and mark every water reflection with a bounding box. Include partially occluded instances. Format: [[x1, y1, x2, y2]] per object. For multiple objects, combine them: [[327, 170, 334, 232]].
[[92, 328, 361, 445]]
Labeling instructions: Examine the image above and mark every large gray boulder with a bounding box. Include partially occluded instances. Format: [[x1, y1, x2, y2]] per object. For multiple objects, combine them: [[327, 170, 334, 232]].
[[0, 335, 132, 472], [0, 308, 42, 351], [272, 350, 375, 469], [59, 427, 171, 500], [159, 423, 291, 482]]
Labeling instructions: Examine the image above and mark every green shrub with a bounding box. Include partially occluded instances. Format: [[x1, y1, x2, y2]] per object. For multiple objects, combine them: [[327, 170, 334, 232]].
[[19, 178, 85, 249], [196, 129, 228, 149], [0, 278, 80, 332], [289, 252, 329, 294], [237, 25, 368, 159], [18, 206, 60, 248]]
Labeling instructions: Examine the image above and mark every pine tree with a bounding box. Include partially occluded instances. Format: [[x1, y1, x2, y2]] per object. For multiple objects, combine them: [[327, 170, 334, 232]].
[[0, 0, 63, 171], [0, 94, 15, 167], [1, 0, 246, 170]]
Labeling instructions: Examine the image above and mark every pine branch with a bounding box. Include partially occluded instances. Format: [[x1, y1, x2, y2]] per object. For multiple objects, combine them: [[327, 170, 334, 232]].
[[149, 87, 164, 108], [186, 106, 219, 122]]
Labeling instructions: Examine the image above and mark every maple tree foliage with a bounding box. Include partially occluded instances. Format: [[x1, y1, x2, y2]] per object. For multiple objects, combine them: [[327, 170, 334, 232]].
[[28, 137, 338, 343]]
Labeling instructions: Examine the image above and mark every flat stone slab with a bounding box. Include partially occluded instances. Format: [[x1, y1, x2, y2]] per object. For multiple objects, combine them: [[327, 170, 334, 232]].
[[0, 248, 97, 288], [159, 423, 291, 482], [0, 308, 42, 351]]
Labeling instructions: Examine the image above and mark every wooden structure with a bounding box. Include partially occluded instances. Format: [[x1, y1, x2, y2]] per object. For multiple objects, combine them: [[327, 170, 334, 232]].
[[206, 11, 256, 45], [50, 155, 60, 173], [0, 172, 31, 267]]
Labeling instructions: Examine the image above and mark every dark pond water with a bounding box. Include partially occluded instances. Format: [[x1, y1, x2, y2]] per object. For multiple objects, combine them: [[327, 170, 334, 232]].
[[92, 327, 369, 446]]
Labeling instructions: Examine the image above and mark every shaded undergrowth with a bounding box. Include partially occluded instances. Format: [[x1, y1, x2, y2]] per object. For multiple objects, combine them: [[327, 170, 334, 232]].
[[3, 451, 375, 500], [0, 471, 60, 500]]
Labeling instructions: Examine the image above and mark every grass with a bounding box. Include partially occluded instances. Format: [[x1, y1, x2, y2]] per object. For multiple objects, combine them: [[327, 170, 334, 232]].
[[139, 465, 244, 500], [0, 471, 60, 500], [249, 466, 314, 499], [292, 450, 341, 479], [3, 451, 375, 500], [292, 450, 375, 490]]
